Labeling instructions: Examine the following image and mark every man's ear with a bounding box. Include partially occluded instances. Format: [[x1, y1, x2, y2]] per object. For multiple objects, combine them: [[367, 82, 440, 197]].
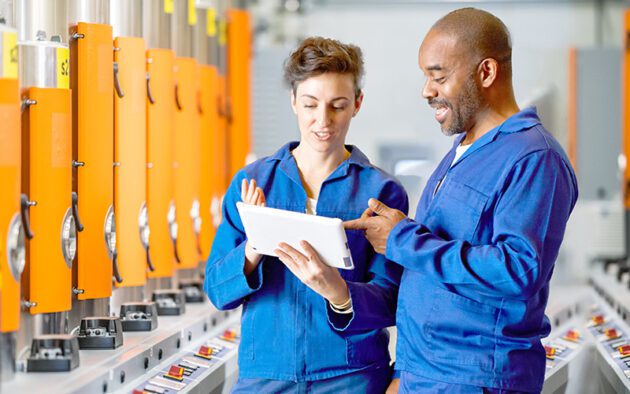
[[290, 91, 298, 115], [353, 91, 364, 117], [479, 58, 499, 88]]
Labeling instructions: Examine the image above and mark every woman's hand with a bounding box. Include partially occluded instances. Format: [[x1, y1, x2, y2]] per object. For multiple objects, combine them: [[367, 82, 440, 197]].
[[385, 378, 400, 394], [275, 240, 350, 305], [242, 178, 266, 275]]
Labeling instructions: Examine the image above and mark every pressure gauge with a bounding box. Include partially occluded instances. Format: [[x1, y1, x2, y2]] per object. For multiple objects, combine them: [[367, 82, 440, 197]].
[[60, 208, 77, 268], [167, 201, 177, 240], [104, 205, 116, 259], [190, 199, 201, 234], [7, 213, 25, 281], [138, 202, 149, 249]]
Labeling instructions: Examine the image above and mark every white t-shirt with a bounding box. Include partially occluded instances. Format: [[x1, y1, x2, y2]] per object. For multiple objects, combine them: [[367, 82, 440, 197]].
[[306, 197, 317, 215], [435, 143, 472, 194]]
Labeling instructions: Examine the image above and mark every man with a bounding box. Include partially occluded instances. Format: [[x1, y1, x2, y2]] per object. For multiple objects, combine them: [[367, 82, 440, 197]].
[[345, 8, 578, 393]]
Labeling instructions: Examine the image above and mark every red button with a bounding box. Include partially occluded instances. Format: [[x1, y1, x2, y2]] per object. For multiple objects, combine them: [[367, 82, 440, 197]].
[[620, 345, 630, 356], [544, 345, 556, 359], [592, 315, 605, 326], [194, 345, 213, 360], [220, 330, 237, 342], [164, 365, 185, 381], [605, 328, 619, 339]]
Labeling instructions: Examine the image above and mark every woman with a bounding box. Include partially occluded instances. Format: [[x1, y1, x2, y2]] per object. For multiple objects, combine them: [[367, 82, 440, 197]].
[[204, 37, 408, 393]]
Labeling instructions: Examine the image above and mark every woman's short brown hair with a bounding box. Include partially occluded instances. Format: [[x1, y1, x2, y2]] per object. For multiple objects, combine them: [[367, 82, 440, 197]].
[[284, 36, 364, 98]]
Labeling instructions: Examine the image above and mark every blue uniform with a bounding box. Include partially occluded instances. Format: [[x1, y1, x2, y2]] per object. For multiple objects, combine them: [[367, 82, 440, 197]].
[[204, 142, 408, 387], [387, 108, 578, 392]]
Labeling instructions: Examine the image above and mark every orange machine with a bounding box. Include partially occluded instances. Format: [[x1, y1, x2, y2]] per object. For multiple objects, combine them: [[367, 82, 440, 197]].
[[623, 11, 630, 209], [226, 8, 252, 179], [0, 76, 21, 332], [146, 48, 176, 278], [173, 57, 201, 269], [114, 36, 148, 287], [21, 87, 73, 314], [70, 22, 115, 299], [199, 64, 221, 260]]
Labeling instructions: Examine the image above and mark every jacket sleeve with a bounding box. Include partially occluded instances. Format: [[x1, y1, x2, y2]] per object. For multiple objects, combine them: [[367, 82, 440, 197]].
[[203, 171, 265, 310], [328, 180, 409, 332], [385, 150, 577, 300]]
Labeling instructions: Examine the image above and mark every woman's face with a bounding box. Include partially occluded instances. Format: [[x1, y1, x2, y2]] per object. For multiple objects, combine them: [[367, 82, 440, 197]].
[[291, 72, 363, 154]]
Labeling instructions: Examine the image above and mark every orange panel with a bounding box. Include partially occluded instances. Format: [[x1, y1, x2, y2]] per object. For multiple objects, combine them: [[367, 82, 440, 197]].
[[146, 49, 176, 278], [71, 23, 114, 299], [624, 11, 630, 208], [23, 88, 73, 314], [0, 78, 21, 331], [173, 57, 201, 269], [199, 65, 219, 260], [217, 74, 229, 192], [114, 36, 147, 287], [226, 8, 252, 179]]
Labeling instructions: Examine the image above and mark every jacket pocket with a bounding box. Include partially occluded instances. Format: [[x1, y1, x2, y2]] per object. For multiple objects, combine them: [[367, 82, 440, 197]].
[[239, 301, 254, 360], [345, 330, 390, 368], [433, 179, 488, 240], [424, 287, 498, 369]]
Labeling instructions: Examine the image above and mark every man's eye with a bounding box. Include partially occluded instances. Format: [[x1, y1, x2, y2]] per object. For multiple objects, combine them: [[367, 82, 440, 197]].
[[434, 77, 446, 84]]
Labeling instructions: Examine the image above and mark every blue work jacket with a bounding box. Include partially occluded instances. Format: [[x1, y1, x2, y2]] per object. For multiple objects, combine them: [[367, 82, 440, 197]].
[[204, 142, 409, 382], [388, 108, 578, 392]]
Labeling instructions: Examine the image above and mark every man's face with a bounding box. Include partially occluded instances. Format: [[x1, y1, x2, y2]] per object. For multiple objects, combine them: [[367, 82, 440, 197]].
[[418, 30, 483, 136]]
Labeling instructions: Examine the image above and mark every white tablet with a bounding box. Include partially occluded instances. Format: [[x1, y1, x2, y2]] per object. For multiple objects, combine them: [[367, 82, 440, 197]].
[[236, 202, 354, 270]]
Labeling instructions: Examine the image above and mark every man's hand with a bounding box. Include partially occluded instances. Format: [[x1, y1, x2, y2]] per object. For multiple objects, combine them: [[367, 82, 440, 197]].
[[344, 199, 407, 255], [275, 241, 350, 305], [385, 378, 400, 394]]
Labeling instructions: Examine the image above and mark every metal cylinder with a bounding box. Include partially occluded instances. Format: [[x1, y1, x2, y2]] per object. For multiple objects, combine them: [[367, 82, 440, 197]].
[[110, 0, 142, 38], [67, 0, 109, 26], [142, 0, 171, 49], [18, 41, 68, 89], [171, 0, 193, 57], [16, 0, 67, 43], [0, 333, 16, 382], [193, 6, 208, 65]]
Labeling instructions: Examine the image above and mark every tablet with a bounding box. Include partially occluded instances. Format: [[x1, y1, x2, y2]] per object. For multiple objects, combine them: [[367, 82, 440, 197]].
[[236, 202, 354, 270]]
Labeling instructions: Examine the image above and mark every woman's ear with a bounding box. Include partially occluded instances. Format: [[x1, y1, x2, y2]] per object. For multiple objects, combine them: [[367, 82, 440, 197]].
[[353, 91, 364, 117], [290, 91, 298, 115]]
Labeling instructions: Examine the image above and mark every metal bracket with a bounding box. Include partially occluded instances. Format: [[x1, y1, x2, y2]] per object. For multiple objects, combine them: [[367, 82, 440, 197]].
[[71, 33, 85, 40], [72, 287, 85, 295]]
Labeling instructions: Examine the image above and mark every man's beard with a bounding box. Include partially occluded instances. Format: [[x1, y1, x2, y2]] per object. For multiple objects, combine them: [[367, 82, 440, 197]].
[[432, 78, 482, 137]]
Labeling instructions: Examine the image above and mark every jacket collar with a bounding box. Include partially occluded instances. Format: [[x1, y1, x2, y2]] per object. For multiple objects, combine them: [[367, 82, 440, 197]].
[[267, 141, 371, 186]]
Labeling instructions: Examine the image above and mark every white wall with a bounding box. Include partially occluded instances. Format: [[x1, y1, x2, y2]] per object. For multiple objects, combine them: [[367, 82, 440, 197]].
[[269, 2, 626, 166]]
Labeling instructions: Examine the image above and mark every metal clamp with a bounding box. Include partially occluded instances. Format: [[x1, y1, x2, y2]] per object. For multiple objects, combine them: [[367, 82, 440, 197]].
[[71, 33, 85, 40], [72, 287, 84, 295], [22, 300, 37, 309], [73, 161, 85, 167]]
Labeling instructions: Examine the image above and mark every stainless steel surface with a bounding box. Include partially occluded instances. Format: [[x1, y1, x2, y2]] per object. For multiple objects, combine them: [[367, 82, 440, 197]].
[[0, 0, 15, 28], [111, 286, 145, 317], [67, 0, 110, 26], [18, 40, 67, 89], [66, 298, 111, 340], [110, 0, 142, 38], [171, 0, 193, 57], [0, 332, 16, 382], [16, 0, 67, 42], [193, 6, 208, 64], [142, 0, 171, 49], [4, 304, 239, 393], [146, 277, 174, 298]]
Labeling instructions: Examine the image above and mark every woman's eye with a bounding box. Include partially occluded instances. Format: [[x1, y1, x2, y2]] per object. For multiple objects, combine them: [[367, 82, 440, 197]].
[[333, 106, 346, 111], [303, 104, 316, 108]]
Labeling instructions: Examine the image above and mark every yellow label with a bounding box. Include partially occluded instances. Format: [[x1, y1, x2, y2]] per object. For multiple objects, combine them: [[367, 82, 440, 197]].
[[56, 47, 70, 89], [218, 19, 227, 46], [2, 32, 17, 79], [188, 0, 197, 26], [206, 8, 217, 37], [164, 0, 173, 14]]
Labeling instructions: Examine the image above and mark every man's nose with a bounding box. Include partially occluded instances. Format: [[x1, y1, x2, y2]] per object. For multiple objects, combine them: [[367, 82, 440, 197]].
[[422, 79, 436, 100]]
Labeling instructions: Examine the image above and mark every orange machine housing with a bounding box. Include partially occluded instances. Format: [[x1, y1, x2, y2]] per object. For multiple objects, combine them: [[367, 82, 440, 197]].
[[146, 48, 176, 278], [226, 8, 252, 179], [114, 36, 147, 287], [22, 88, 73, 314], [199, 64, 225, 260], [623, 11, 630, 208], [70, 23, 114, 299], [173, 57, 201, 269], [0, 78, 21, 331]]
